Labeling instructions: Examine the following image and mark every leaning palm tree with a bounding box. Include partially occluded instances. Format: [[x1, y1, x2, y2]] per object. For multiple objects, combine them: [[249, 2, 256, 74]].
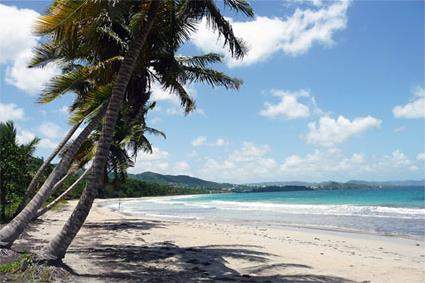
[[40, 0, 253, 261], [0, 0, 142, 247]]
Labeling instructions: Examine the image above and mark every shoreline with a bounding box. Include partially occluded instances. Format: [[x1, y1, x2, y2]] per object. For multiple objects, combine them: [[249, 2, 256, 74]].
[[97, 196, 425, 241], [14, 199, 425, 282]]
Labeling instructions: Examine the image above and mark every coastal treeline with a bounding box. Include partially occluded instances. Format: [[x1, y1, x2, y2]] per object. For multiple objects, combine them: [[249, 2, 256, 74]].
[[0, 121, 205, 223], [105, 179, 207, 198]]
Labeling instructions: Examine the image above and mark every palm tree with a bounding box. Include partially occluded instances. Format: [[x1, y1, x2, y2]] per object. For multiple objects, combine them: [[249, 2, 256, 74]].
[[0, 0, 140, 246], [0, 0, 159, 247], [40, 0, 252, 261], [39, 0, 160, 257]]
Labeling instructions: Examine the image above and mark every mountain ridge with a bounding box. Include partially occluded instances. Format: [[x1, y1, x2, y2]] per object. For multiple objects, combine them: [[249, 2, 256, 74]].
[[129, 171, 234, 190], [129, 171, 424, 190]]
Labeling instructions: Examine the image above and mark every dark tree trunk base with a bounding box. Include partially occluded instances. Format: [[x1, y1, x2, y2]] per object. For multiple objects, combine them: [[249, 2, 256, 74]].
[[35, 250, 64, 266]]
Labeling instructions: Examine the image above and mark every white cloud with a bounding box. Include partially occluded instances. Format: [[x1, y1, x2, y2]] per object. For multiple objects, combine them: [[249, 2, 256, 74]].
[[163, 107, 207, 117], [0, 4, 37, 64], [286, 0, 324, 6], [192, 136, 207, 147], [150, 83, 205, 117], [393, 86, 425, 119], [5, 50, 59, 94], [228, 142, 270, 162], [260, 89, 313, 119], [417, 152, 425, 162], [16, 129, 56, 149], [279, 148, 419, 180], [128, 147, 170, 174], [150, 83, 180, 104], [214, 138, 229, 147], [307, 115, 382, 147], [127, 147, 191, 175], [59, 106, 69, 114], [129, 142, 423, 182], [174, 161, 192, 175], [0, 102, 25, 122], [38, 138, 58, 150], [192, 136, 229, 147], [150, 83, 196, 104], [198, 142, 278, 182], [16, 129, 36, 145], [0, 4, 59, 95], [191, 0, 349, 67], [380, 150, 417, 171], [280, 149, 367, 178], [137, 146, 169, 161], [38, 122, 64, 140]]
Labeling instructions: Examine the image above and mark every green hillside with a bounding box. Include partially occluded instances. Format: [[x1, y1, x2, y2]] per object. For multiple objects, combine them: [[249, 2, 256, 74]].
[[129, 171, 234, 190]]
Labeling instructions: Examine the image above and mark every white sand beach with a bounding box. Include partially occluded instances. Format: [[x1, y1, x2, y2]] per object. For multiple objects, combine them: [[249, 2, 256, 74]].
[[14, 199, 425, 283]]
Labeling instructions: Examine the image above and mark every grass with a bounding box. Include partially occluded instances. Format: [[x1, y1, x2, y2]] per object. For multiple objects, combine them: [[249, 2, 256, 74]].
[[0, 254, 67, 282], [0, 254, 30, 273]]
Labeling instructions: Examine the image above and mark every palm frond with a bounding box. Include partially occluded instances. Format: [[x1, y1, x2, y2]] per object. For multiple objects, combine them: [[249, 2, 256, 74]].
[[69, 84, 111, 124], [204, 0, 247, 59], [29, 42, 61, 68], [144, 126, 166, 139], [180, 66, 242, 90], [176, 53, 223, 67], [161, 79, 195, 114], [39, 56, 121, 104], [34, 0, 99, 36], [223, 0, 254, 17]]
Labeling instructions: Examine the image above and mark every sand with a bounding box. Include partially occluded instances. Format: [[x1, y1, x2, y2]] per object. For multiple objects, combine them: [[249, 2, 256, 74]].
[[13, 199, 425, 283]]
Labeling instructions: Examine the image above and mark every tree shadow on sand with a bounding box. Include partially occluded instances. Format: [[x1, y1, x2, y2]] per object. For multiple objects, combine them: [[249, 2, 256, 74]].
[[66, 241, 361, 283], [83, 219, 165, 231]]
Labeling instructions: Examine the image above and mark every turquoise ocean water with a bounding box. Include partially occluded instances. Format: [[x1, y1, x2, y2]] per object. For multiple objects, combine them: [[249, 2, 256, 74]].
[[104, 186, 425, 238]]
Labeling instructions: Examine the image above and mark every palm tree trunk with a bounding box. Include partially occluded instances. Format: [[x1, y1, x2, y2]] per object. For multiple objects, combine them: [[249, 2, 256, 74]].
[[14, 123, 81, 215], [0, 113, 102, 248], [40, 1, 161, 262], [35, 167, 90, 219], [30, 169, 74, 221]]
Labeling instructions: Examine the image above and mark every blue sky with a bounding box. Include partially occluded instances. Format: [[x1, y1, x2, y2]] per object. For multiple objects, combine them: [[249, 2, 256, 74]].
[[0, 0, 424, 183]]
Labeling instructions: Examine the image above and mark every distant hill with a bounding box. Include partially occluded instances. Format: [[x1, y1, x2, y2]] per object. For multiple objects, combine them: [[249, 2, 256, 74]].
[[248, 185, 313, 193], [129, 172, 424, 192], [249, 180, 425, 189], [245, 181, 314, 187], [129, 171, 234, 190], [347, 180, 425, 187]]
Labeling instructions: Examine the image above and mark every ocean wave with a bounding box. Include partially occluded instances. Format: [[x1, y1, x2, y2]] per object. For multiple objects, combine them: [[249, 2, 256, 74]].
[[138, 198, 425, 219], [205, 201, 425, 219], [104, 196, 425, 220]]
